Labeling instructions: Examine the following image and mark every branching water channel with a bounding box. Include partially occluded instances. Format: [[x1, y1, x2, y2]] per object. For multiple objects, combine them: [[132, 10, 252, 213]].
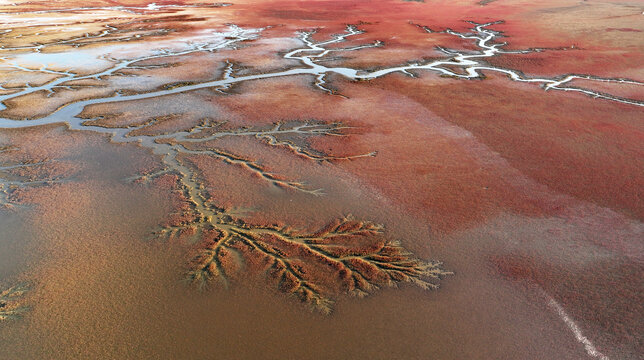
[[0, 16, 642, 313]]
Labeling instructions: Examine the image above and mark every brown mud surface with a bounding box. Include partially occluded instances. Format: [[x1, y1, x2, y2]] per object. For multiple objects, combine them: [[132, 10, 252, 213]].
[[0, 0, 642, 359]]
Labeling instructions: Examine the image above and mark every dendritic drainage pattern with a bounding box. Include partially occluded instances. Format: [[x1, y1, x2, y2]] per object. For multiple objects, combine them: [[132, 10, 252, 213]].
[[0, 145, 64, 210], [120, 118, 445, 314], [0, 283, 29, 322], [0, 12, 642, 314]]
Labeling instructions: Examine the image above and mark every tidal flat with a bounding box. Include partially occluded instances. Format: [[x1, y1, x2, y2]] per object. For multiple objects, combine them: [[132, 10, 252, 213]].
[[0, 0, 642, 359]]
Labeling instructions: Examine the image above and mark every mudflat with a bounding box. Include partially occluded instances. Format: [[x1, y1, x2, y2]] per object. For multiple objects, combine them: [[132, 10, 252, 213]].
[[0, 1, 642, 359]]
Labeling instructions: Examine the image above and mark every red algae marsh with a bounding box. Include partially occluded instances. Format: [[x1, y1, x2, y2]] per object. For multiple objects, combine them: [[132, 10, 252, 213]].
[[0, 1, 642, 359]]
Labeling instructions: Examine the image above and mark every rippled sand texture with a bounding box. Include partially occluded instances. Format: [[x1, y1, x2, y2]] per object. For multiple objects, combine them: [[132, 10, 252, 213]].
[[0, 0, 642, 359]]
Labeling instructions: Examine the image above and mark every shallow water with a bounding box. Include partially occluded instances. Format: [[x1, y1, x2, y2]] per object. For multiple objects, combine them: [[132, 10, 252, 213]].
[[0, 1, 642, 359]]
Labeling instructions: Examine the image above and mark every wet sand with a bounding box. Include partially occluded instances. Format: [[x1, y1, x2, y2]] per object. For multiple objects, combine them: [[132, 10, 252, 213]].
[[0, 1, 642, 359]]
